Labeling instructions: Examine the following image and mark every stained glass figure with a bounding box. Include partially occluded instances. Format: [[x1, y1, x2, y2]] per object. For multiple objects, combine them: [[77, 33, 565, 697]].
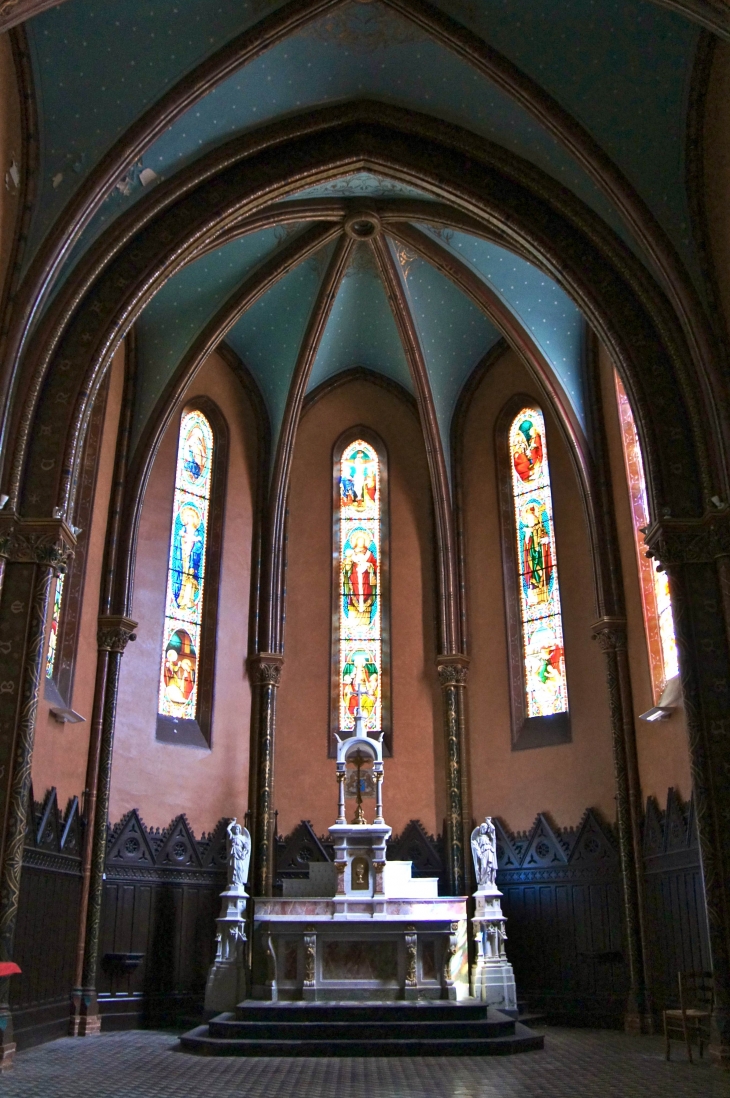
[[338, 440, 381, 734], [615, 373, 678, 699], [46, 572, 65, 680], [158, 410, 214, 720], [509, 407, 568, 717]]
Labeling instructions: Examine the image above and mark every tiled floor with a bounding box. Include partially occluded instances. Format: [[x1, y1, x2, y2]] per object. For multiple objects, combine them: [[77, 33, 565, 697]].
[[4, 1027, 727, 1098]]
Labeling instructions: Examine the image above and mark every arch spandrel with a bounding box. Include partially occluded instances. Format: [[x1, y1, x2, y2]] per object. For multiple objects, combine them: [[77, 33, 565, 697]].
[[12, 108, 714, 539]]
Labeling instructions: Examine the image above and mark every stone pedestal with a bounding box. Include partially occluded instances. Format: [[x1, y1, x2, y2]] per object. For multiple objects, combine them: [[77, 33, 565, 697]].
[[471, 885, 517, 1013], [204, 885, 248, 1013]]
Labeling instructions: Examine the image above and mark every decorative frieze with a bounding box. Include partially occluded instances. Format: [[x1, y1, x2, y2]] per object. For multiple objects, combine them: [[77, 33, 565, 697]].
[[435, 654, 470, 687], [248, 652, 284, 687], [96, 615, 138, 653], [591, 616, 628, 652], [0, 516, 76, 573], [643, 510, 730, 568]]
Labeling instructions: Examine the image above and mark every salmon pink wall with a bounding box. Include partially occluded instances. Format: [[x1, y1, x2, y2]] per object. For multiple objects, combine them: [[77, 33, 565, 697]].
[[462, 348, 616, 832], [275, 378, 442, 839], [32, 343, 125, 806], [598, 344, 692, 803], [110, 349, 257, 833]]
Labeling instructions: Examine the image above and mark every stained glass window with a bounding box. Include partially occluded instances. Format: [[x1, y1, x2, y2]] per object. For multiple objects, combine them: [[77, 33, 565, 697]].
[[614, 372, 678, 700], [158, 409, 214, 721], [509, 406, 569, 718], [46, 572, 65, 681], [337, 439, 382, 735]]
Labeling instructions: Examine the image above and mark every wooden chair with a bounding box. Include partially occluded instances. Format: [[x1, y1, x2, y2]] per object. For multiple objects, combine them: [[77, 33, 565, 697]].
[[663, 970, 714, 1063]]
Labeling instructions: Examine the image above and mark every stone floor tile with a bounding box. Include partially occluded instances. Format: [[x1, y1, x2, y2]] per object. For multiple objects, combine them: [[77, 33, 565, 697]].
[[1, 1027, 726, 1098]]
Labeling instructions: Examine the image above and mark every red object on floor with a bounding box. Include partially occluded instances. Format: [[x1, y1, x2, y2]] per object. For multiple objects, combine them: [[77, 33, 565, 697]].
[[0, 962, 21, 977]]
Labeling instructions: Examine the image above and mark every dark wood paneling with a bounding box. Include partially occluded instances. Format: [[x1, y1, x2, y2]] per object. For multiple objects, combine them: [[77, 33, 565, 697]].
[[11, 791, 711, 1048], [642, 789, 710, 1014], [11, 788, 82, 1048], [495, 811, 628, 1025]]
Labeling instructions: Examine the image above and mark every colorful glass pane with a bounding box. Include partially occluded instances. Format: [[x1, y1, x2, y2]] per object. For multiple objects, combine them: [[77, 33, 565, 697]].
[[509, 407, 568, 717], [45, 571, 65, 680], [339, 440, 381, 733], [158, 410, 214, 720], [615, 373, 678, 699]]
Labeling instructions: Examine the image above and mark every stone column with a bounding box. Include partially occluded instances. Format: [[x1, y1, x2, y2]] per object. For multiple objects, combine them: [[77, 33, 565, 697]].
[[249, 653, 283, 897], [436, 655, 470, 897], [69, 614, 136, 1032], [71, 615, 136, 1036], [644, 512, 730, 1064], [592, 616, 652, 1033], [0, 518, 75, 1068]]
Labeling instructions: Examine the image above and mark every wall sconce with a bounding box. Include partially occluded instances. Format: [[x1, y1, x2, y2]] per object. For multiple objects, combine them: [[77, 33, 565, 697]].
[[639, 675, 682, 723]]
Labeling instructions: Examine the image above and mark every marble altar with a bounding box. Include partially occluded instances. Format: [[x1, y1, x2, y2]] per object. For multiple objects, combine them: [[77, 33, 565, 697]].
[[251, 690, 468, 1001]]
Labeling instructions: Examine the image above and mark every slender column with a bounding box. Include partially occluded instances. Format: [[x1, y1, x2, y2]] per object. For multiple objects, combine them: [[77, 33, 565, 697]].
[[0, 518, 74, 1068], [436, 655, 470, 896], [644, 512, 730, 1064], [249, 654, 283, 897], [592, 617, 652, 1032], [72, 617, 136, 1036]]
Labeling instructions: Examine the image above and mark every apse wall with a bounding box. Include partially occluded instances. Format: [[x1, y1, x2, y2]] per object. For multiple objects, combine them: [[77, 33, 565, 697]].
[[31, 342, 125, 808], [599, 344, 692, 803], [275, 376, 442, 840], [461, 347, 616, 832], [109, 348, 257, 833]]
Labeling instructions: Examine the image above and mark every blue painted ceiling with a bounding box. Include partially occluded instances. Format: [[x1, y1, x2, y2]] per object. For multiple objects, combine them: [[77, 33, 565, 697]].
[[20, 0, 703, 469]]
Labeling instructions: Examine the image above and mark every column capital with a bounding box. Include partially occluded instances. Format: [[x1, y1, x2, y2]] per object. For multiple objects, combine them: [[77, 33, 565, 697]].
[[591, 616, 628, 652], [97, 615, 138, 653], [0, 515, 76, 573], [643, 509, 730, 568], [248, 652, 284, 687], [436, 653, 470, 687]]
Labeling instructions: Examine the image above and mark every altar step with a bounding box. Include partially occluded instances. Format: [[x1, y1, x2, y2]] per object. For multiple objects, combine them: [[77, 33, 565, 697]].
[[180, 1000, 544, 1056]]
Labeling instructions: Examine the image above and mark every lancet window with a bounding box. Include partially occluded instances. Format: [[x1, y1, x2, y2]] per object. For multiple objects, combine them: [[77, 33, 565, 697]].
[[499, 400, 570, 749], [157, 406, 223, 745], [614, 372, 678, 700], [331, 431, 390, 755]]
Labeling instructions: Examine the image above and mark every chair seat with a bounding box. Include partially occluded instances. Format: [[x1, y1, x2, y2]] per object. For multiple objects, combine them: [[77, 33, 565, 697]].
[[664, 1009, 710, 1020]]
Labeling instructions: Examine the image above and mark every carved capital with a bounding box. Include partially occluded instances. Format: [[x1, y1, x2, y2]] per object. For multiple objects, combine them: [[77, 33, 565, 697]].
[[248, 652, 284, 687], [591, 616, 628, 652], [436, 654, 470, 688], [0, 516, 76, 573], [97, 615, 138, 653], [643, 511, 730, 568]]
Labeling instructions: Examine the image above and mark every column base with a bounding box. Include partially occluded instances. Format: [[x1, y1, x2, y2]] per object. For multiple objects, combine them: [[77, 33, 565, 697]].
[[710, 1007, 730, 1067], [69, 988, 101, 1036], [623, 1011, 654, 1035], [0, 1004, 16, 1069]]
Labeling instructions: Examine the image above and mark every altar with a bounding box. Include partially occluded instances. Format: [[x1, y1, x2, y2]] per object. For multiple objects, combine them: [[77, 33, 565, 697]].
[[251, 697, 469, 1000]]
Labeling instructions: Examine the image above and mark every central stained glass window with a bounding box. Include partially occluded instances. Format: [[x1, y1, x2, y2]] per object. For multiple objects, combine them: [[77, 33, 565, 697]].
[[509, 406, 568, 718], [337, 438, 382, 736], [158, 409, 214, 721]]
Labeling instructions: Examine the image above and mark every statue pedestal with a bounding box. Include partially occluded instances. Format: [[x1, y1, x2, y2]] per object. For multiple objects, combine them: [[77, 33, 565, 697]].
[[204, 885, 249, 1013], [471, 885, 517, 1013]]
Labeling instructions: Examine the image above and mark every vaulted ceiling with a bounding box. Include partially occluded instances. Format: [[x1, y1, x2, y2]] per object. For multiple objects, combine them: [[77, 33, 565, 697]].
[[16, 0, 709, 467]]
